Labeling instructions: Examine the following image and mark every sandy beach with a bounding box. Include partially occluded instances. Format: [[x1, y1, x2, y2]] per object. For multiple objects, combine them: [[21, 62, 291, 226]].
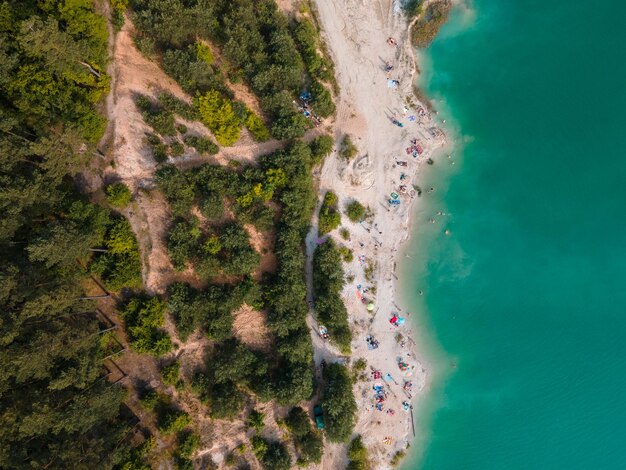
[[307, 0, 446, 467]]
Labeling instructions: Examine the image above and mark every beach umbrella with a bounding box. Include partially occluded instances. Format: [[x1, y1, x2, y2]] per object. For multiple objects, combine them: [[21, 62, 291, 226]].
[[367, 303, 375, 311]]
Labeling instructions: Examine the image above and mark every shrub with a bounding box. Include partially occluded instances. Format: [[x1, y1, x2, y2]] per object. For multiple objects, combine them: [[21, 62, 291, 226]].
[[135, 95, 176, 136], [390, 449, 406, 467], [345, 200, 366, 222], [247, 410, 265, 432], [339, 246, 353, 263], [199, 192, 224, 220], [321, 364, 356, 442], [155, 165, 196, 217], [170, 141, 185, 157], [161, 361, 180, 387], [309, 134, 334, 165], [157, 406, 191, 434], [106, 182, 131, 208], [197, 90, 241, 146], [347, 435, 368, 462], [167, 218, 201, 270], [341, 135, 358, 160], [176, 124, 188, 134], [159, 92, 200, 121], [177, 430, 200, 459], [339, 228, 350, 240], [184, 134, 219, 155]]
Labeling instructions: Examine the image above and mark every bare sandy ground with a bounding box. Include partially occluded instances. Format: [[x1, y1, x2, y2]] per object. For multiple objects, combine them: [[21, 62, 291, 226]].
[[308, 0, 446, 467]]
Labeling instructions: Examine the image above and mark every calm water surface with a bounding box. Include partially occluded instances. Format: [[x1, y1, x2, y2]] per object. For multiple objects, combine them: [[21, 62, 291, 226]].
[[403, 1, 626, 468]]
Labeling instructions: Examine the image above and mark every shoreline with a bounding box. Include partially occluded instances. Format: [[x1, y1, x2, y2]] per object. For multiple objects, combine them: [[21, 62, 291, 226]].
[[310, 0, 448, 467]]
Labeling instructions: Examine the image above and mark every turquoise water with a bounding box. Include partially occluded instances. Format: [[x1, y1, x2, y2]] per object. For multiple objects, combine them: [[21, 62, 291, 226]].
[[403, 1, 626, 469]]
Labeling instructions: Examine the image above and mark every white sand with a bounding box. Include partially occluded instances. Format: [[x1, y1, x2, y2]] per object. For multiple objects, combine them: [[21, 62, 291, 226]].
[[308, 0, 446, 467]]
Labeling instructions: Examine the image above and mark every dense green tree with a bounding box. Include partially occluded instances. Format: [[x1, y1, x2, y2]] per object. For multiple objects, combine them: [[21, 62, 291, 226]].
[[119, 296, 172, 356], [252, 436, 291, 470], [313, 239, 351, 351], [309, 134, 334, 164], [318, 191, 341, 235], [298, 430, 324, 464], [286, 407, 311, 438], [167, 218, 202, 270], [27, 200, 109, 269], [90, 217, 142, 291], [106, 182, 132, 208], [196, 90, 242, 146], [155, 165, 196, 216], [322, 363, 357, 442]]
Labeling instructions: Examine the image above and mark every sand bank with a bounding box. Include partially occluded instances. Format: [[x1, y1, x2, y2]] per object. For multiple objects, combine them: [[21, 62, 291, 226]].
[[308, 0, 446, 467]]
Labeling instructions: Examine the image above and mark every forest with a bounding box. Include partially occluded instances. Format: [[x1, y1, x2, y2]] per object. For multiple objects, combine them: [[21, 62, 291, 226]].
[[0, 0, 136, 467], [129, 0, 336, 141], [0, 0, 358, 467]]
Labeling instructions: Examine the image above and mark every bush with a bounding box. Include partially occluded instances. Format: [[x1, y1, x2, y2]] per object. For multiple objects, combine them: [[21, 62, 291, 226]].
[[390, 449, 406, 467], [170, 141, 185, 157], [176, 124, 188, 134], [159, 92, 201, 121], [177, 430, 200, 459], [345, 200, 366, 223], [341, 135, 358, 160], [184, 134, 219, 155], [106, 182, 132, 208], [199, 192, 224, 220], [135, 95, 176, 136], [285, 407, 323, 464], [247, 409, 265, 432], [309, 134, 334, 165], [197, 90, 242, 146], [161, 361, 180, 387], [157, 406, 191, 434], [321, 364, 356, 443], [145, 134, 169, 163], [318, 191, 341, 235], [347, 435, 368, 462], [167, 218, 201, 270], [339, 246, 353, 263]]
